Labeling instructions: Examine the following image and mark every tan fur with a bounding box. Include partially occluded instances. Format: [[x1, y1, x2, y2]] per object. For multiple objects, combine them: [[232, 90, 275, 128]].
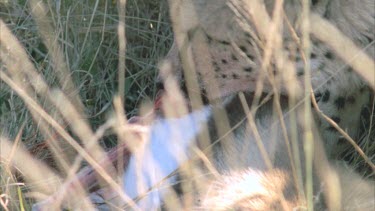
[[201, 163, 374, 211], [166, 0, 374, 154], [164, 0, 374, 210]]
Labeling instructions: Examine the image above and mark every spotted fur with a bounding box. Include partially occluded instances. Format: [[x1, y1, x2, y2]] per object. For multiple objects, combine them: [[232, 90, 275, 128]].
[[166, 0, 374, 154], [87, 0, 375, 210], [161, 0, 375, 209]]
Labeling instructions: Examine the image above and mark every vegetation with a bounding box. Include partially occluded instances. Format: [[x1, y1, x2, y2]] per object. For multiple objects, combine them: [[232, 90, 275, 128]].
[[0, 0, 172, 209], [0, 0, 373, 210]]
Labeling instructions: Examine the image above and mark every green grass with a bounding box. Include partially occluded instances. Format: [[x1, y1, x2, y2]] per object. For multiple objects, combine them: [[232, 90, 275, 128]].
[[0, 0, 374, 210], [0, 0, 172, 142], [0, 0, 172, 210]]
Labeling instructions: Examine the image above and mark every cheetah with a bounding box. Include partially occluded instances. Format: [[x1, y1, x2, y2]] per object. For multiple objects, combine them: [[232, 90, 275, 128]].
[[118, 95, 374, 210], [32, 0, 375, 210], [166, 0, 374, 154], [143, 0, 374, 209], [119, 0, 375, 209]]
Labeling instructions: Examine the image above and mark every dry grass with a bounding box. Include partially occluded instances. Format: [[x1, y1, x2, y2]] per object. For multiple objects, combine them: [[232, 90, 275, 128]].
[[0, 0, 172, 210], [0, 0, 374, 210]]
